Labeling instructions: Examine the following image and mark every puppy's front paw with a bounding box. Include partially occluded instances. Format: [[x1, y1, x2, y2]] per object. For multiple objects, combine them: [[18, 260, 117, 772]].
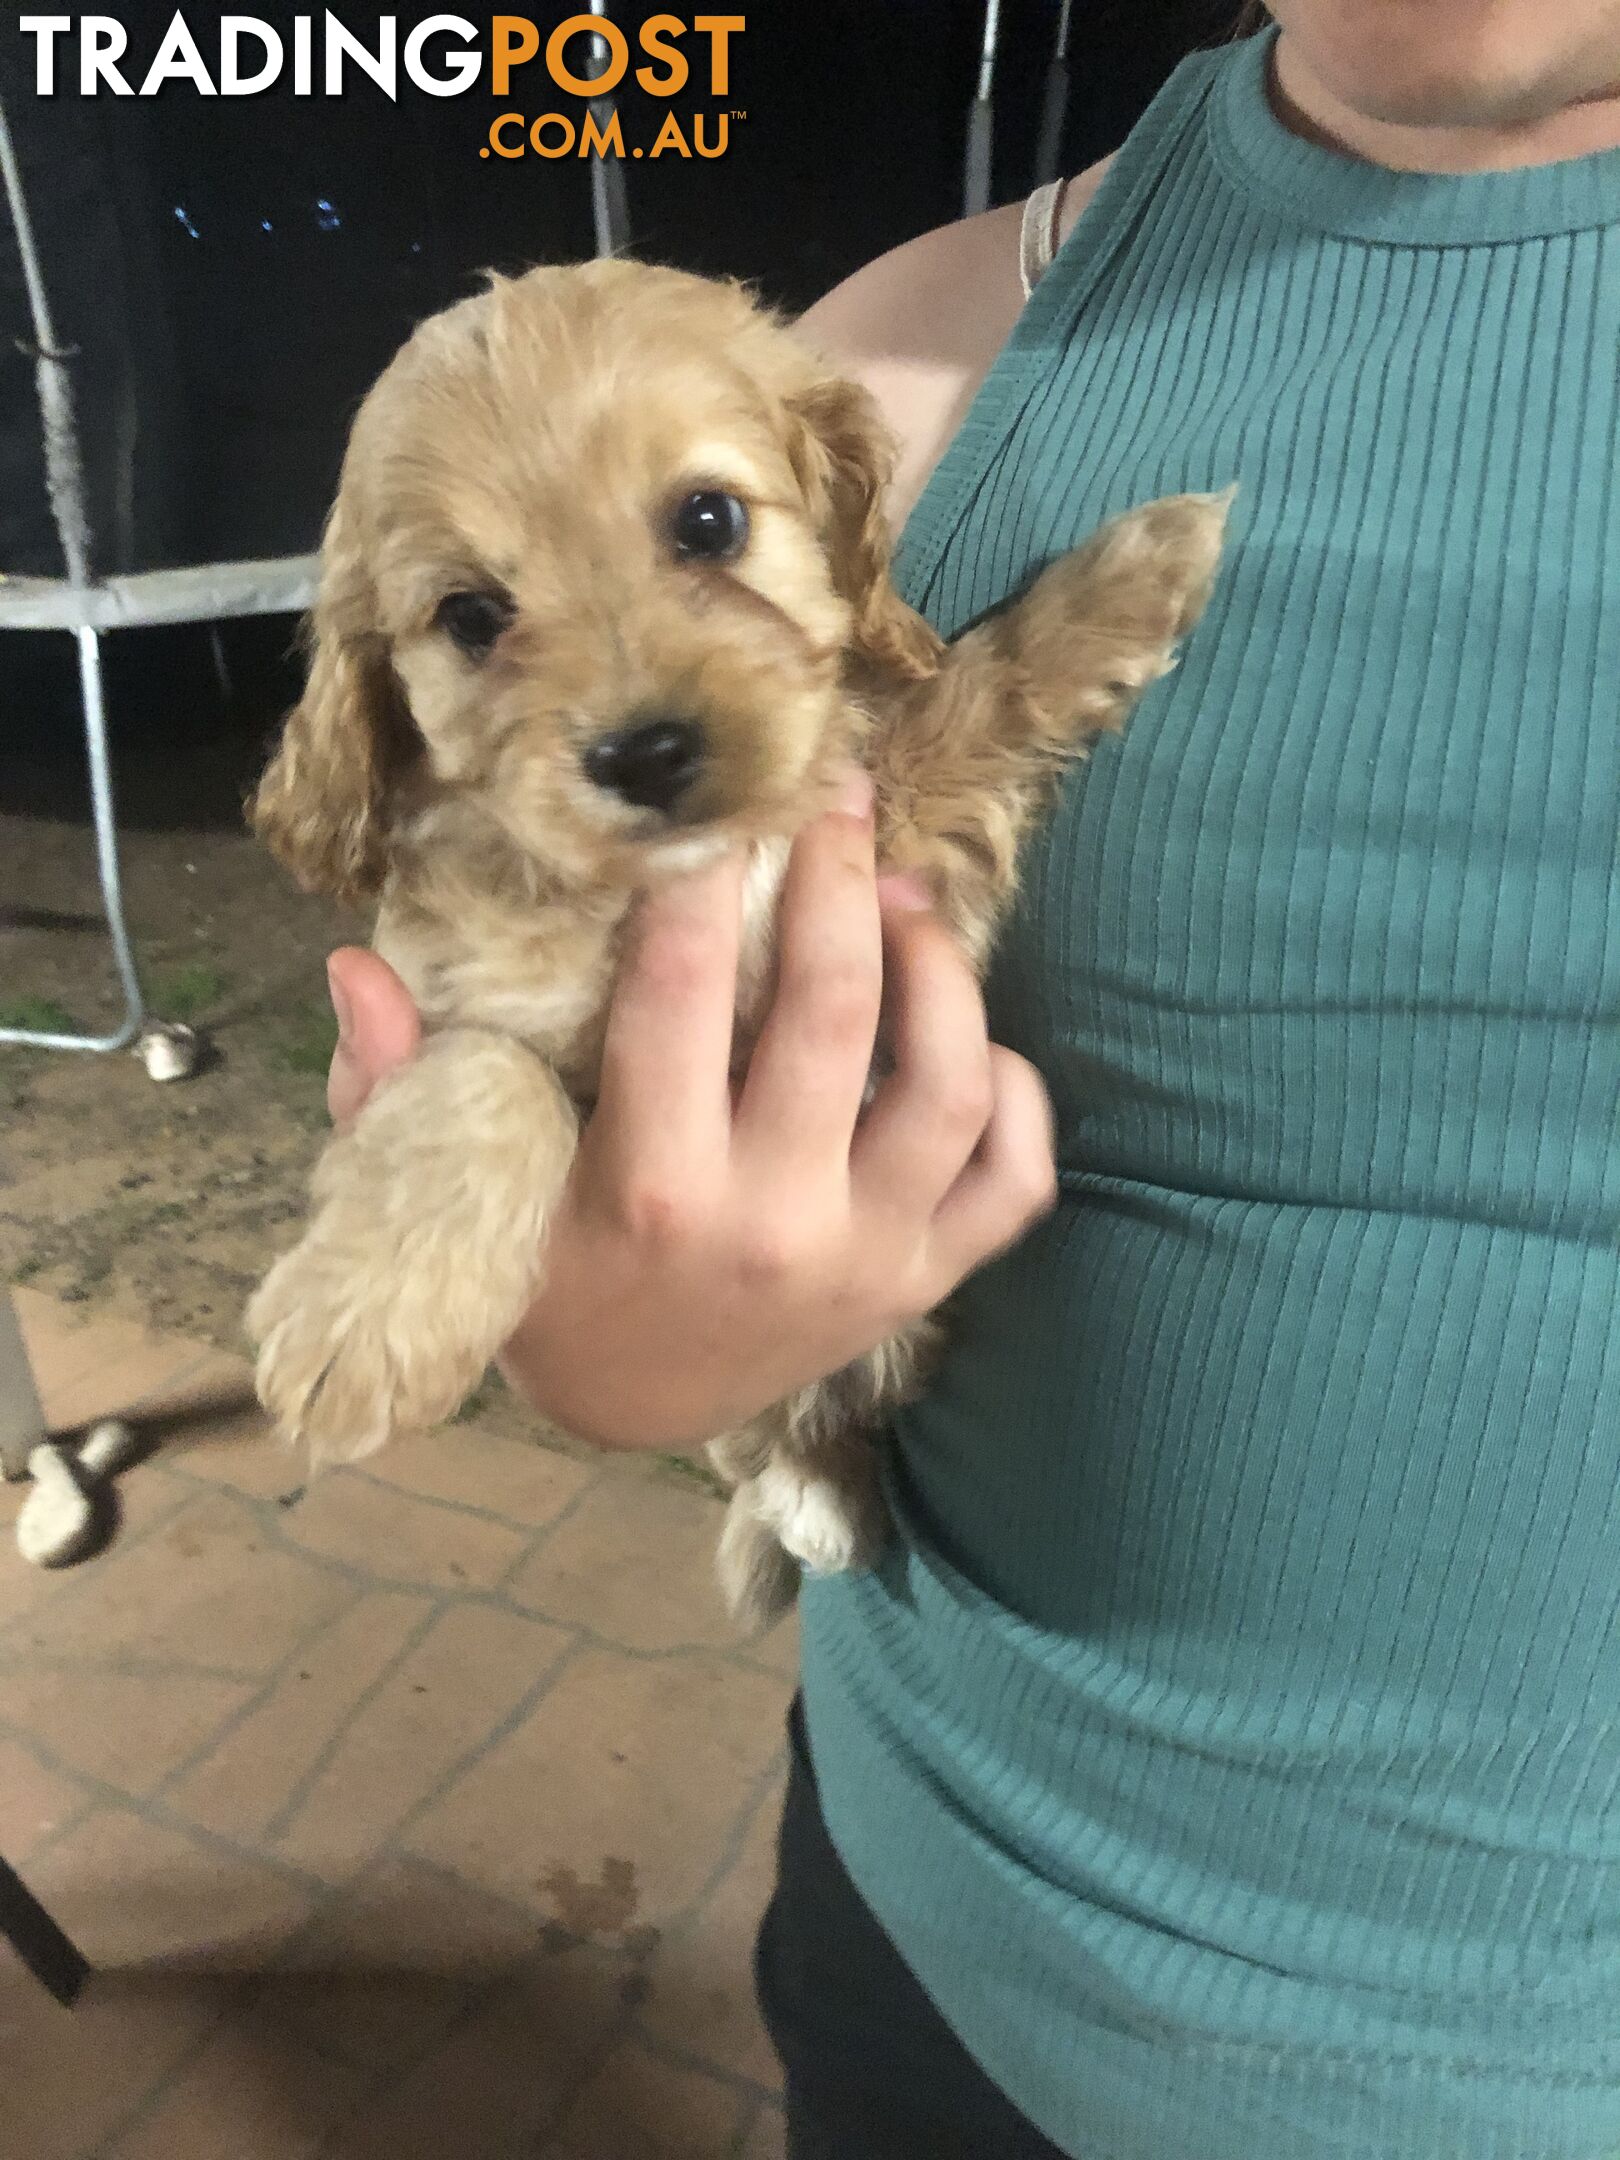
[[248, 1236, 488, 1464], [1101, 488, 1233, 642], [1015, 487, 1233, 740]]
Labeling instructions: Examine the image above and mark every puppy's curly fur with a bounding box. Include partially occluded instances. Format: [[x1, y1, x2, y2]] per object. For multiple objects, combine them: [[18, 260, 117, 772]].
[[247, 259, 1228, 1630]]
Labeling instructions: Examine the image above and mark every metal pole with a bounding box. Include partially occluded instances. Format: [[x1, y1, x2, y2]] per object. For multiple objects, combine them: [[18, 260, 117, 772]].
[[0, 91, 147, 1055], [1035, 0, 1076, 186], [0, 1289, 46, 1482], [587, 0, 632, 257], [964, 0, 1004, 216], [72, 626, 145, 1049], [0, 1854, 91, 2005]]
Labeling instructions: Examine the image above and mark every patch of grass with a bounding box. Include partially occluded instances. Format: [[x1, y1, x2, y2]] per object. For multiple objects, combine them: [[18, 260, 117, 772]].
[[11, 1254, 44, 1284], [75, 1251, 113, 1290], [154, 962, 227, 1021], [655, 1451, 726, 1499], [0, 995, 76, 1034], [275, 1007, 340, 1078], [454, 1367, 517, 1425]]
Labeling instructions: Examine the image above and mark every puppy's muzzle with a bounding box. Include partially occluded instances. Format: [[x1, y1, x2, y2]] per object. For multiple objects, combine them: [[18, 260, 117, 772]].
[[583, 716, 706, 814]]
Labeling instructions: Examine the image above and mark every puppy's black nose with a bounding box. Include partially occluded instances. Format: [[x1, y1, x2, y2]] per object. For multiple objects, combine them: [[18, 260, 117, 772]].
[[583, 717, 706, 813]]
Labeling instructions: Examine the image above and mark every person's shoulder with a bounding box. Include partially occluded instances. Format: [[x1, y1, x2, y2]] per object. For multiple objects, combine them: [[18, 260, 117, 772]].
[[795, 159, 1113, 526]]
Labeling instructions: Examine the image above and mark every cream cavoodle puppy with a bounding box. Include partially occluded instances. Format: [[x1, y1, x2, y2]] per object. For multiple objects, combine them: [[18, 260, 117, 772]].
[[247, 258, 1227, 1629]]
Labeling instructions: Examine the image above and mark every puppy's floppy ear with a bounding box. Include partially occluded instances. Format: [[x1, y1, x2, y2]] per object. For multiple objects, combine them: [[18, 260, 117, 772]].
[[788, 375, 943, 686], [251, 485, 410, 908]]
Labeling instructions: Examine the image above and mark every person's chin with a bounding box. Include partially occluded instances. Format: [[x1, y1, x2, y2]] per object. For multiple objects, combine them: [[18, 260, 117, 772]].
[[1359, 73, 1577, 129], [1290, 43, 1570, 141]]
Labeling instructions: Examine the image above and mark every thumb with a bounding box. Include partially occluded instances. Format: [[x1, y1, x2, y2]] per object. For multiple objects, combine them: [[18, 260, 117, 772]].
[[326, 947, 422, 1127]]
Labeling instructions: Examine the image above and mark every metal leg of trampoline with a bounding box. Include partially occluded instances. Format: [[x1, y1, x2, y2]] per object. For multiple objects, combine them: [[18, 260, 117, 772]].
[[0, 1287, 45, 1482], [206, 623, 234, 710], [0, 1853, 92, 2005], [0, 626, 146, 1056]]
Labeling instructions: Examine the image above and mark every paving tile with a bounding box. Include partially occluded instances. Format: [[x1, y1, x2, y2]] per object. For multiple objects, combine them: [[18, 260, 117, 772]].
[[254, 1854, 545, 2075], [10, 1285, 167, 1408], [0, 1537, 60, 1629], [268, 1602, 573, 1883], [164, 1393, 316, 1501], [167, 1590, 431, 1841], [401, 1648, 788, 1931], [118, 1348, 260, 1428], [504, 1454, 802, 1678], [0, 1452, 200, 1634], [0, 1733, 86, 1859], [93, 1455, 201, 1541], [278, 1470, 530, 1593], [0, 1964, 227, 2160], [355, 1425, 596, 1531], [3, 1281, 808, 2160], [0, 1509, 75, 1631], [12, 1286, 218, 1434], [543, 2036, 750, 2160], [102, 2014, 373, 2160], [734, 1602, 801, 1684], [126, 1350, 262, 1449], [637, 1778, 785, 2091], [318, 1945, 627, 2160], [0, 1662, 251, 1793], [16, 1487, 350, 1675], [0, 1468, 190, 1632], [505, 1464, 738, 1653], [20, 1804, 317, 1969]]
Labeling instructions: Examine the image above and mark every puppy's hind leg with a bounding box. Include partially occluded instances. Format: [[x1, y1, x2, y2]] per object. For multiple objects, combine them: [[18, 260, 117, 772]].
[[715, 1499, 802, 1639], [712, 1429, 885, 1635], [708, 1329, 930, 1634], [249, 1029, 578, 1464]]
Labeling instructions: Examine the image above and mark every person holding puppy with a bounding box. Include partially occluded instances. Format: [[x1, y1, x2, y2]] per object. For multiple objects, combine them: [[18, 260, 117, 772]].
[[325, 2, 1620, 2154]]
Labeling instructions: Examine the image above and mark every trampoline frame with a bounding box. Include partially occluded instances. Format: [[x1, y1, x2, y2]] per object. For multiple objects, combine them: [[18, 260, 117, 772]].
[[0, 88, 317, 1058]]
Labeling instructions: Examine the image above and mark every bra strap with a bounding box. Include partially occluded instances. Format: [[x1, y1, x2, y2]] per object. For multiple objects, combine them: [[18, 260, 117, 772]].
[[1018, 177, 1069, 299]]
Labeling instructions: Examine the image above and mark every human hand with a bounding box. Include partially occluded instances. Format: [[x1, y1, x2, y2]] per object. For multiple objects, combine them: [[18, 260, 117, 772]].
[[323, 773, 1057, 1450]]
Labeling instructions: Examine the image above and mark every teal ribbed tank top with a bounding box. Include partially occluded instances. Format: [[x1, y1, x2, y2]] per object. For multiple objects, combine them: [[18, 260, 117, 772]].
[[800, 30, 1620, 2160]]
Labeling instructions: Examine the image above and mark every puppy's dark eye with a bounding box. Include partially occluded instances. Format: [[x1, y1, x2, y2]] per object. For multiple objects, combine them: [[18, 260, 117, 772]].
[[435, 587, 514, 659], [671, 490, 750, 563]]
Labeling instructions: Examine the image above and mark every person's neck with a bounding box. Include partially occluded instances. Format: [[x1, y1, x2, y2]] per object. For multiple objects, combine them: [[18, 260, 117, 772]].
[[1270, 34, 1620, 173]]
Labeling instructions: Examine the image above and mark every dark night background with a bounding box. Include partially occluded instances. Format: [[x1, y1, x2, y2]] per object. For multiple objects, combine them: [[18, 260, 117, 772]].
[[1, 2, 1244, 797]]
